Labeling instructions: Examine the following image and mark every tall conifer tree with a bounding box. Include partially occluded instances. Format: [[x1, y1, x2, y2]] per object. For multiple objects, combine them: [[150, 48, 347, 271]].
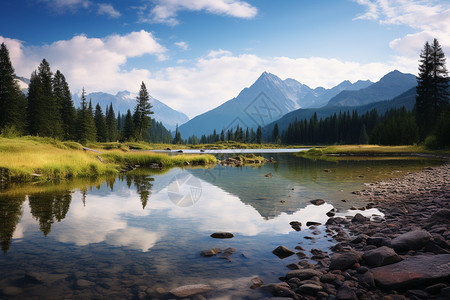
[[133, 82, 153, 141], [53, 70, 76, 140], [0, 43, 27, 133]]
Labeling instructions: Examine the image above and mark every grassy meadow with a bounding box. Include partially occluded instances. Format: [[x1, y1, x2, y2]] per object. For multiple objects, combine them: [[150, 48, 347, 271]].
[[0, 137, 216, 183]]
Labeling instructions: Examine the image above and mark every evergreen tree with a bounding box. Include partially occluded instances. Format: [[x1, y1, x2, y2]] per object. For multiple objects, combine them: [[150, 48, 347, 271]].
[[122, 109, 135, 141], [272, 123, 279, 143], [105, 103, 117, 142], [94, 103, 107, 142], [27, 71, 42, 136], [53, 70, 76, 140], [76, 89, 96, 143], [0, 43, 27, 134], [256, 125, 262, 144], [173, 124, 182, 144], [416, 38, 449, 140], [134, 82, 153, 141]]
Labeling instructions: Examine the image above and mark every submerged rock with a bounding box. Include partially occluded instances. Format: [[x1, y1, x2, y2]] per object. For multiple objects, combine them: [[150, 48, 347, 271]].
[[170, 284, 213, 297]]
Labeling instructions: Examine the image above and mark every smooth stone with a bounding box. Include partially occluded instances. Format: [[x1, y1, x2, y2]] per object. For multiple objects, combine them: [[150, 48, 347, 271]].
[[272, 246, 295, 259], [170, 284, 213, 298], [285, 269, 323, 280], [264, 173, 273, 178], [362, 246, 403, 267], [210, 232, 234, 239], [351, 213, 369, 223], [371, 254, 450, 290], [427, 209, 450, 225], [200, 248, 222, 257], [329, 252, 361, 271], [424, 283, 447, 294], [295, 283, 322, 294], [250, 276, 264, 289], [310, 199, 325, 206], [390, 230, 432, 252], [306, 221, 321, 226]]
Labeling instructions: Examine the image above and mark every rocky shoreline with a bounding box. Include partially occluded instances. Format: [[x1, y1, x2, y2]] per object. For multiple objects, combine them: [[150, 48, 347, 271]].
[[261, 162, 450, 299]]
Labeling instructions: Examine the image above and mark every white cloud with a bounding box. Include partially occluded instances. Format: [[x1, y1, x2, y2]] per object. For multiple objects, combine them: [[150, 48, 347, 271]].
[[354, 0, 450, 58], [0, 31, 166, 97], [174, 41, 189, 51], [97, 3, 121, 18], [41, 0, 92, 13], [2, 31, 402, 118], [140, 0, 258, 25]]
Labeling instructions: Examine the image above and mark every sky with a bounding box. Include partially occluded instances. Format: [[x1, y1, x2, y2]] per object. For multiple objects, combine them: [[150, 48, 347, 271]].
[[0, 0, 449, 118]]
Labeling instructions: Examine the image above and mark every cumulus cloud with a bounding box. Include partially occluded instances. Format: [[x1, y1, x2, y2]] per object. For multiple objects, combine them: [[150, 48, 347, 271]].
[[174, 41, 189, 51], [40, 0, 92, 13], [2, 31, 402, 118], [0, 31, 166, 96], [140, 0, 258, 25], [97, 3, 121, 18], [353, 0, 450, 58]]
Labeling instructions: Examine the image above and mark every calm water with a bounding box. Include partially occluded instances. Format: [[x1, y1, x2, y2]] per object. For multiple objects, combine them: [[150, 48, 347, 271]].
[[0, 153, 444, 299]]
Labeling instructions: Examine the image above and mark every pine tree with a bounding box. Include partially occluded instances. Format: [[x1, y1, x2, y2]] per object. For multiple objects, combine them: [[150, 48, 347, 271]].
[[272, 123, 279, 143], [53, 70, 76, 140], [105, 103, 117, 142], [173, 124, 182, 144], [94, 103, 107, 142], [27, 59, 63, 138], [134, 82, 153, 141], [76, 89, 96, 143], [416, 38, 449, 140], [256, 125, 262, 144], [122, 109, 135, 141], [0, 43, 27, 134]]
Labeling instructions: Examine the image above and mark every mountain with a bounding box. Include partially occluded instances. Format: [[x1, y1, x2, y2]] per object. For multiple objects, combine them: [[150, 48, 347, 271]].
[[178, 72, 372, 138], [75, 91, 189, 131], [326, 70, 416, 107], [263, 87, 417, 138]]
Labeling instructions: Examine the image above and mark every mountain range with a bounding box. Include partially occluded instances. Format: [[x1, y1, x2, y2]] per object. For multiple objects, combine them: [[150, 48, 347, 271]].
[[177, 72, 373, 138], [178, 70, 416, 138]]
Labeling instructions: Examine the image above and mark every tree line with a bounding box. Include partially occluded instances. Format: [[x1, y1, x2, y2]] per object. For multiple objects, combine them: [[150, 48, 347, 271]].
[[0, 43, 171, 143]]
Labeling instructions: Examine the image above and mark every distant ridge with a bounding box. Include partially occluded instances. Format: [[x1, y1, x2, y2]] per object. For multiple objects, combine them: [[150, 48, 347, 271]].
[[178, 72, 372, 138]]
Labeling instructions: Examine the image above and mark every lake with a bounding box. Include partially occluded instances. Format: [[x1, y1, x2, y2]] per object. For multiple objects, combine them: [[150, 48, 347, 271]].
[[0, 152, 444, 299]]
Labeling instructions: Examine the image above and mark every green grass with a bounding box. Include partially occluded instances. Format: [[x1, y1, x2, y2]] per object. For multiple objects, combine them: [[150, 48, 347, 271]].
[[0, 137, 217, 183], [101, 151, 216, 168], [297, 144, 449, 161]]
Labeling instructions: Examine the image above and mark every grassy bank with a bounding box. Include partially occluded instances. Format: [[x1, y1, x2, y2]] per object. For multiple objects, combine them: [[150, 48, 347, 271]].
[[0, 137, 216, 183], [297, 145, 450, 161]]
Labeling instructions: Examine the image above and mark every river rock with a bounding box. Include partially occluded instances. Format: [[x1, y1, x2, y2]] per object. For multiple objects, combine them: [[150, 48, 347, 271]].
[[250, 276, 264, 289], [427, 209, 450, 225], [390, 230, 432, 252], [264, 173, 273, 178], [76, 279, 95, 288], [285, 269, 323, 280], [210, 232, 234, 239], [351, 213, 369, 223], [371, 254, 450, 290], [290, 221, 302, 231], [329, 252, 361, 271], [310, 199, 325, 205], [272, 246, 295, 258], [295, 283, 323, 294], [24, 272, 45, 283], [306, 221, 321, 226], [200, 248, 222, 257], [336, 285, 357, 300], [363, 246, 403, 267], [170, 284, 213, 297]]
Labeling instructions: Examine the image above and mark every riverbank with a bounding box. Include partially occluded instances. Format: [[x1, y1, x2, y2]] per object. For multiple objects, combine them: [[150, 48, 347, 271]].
[[262, 162, 449, 299], [0, 137, 216, 183]]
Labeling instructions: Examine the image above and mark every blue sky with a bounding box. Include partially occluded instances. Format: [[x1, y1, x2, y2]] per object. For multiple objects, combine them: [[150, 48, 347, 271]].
[[1, 0, 449, 117]]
